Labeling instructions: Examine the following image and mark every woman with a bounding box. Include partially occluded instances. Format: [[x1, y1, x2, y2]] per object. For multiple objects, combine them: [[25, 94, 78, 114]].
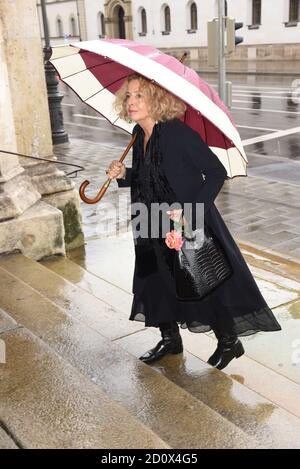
[[107, 73, 281, 370]]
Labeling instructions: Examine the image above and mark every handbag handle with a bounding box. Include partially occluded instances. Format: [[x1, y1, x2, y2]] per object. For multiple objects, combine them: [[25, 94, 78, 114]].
[[175, 212, 195, 241]]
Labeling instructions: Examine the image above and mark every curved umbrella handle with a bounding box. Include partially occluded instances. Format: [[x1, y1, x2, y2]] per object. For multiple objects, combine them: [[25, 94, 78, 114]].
[[79, 132, 137, 204]]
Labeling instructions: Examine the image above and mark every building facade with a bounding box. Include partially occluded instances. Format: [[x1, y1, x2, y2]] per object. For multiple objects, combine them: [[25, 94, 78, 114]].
[[37, 0, 300, 60]]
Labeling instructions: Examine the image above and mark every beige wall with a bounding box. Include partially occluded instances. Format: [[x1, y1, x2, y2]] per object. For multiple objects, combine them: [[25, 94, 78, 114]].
[[0, 12, 17, 157], [76, 0, 88, 41], [104, 0, 133, 39]]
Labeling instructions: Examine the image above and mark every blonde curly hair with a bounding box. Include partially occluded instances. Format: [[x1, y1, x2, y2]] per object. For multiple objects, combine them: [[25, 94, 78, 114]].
[[113, 73, 186, 123]]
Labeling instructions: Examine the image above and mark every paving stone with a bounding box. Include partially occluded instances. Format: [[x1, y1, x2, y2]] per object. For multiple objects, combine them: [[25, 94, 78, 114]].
[[272, 238, 300, 251]]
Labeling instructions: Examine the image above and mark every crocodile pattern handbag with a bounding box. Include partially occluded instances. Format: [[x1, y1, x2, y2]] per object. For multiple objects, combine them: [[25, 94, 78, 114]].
[[173, 224, 233, 301]]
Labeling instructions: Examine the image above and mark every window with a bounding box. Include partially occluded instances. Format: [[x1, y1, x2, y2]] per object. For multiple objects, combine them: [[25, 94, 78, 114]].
[[70, 16, 77, 37], [56, 17, 63, 37], [252, 0, 261, 25], [97, 12, 106, 37], [289, 0, 300, 22], [118, 6, 126, 39], [141, 8, 147, 34], [190, 2, 197, 30], [164, 5, 171, 32]]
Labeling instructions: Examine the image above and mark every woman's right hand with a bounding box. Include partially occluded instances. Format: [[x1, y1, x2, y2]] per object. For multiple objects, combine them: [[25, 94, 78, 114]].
[[106, 161, 126, 179]]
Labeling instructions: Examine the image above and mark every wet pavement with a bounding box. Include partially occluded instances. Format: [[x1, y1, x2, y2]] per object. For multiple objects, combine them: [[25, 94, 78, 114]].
[[0, 250, 300, 448]]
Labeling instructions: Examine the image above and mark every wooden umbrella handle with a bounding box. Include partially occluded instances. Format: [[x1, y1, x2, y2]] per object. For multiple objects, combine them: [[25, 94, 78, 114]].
[[79, 132, 137, 204]]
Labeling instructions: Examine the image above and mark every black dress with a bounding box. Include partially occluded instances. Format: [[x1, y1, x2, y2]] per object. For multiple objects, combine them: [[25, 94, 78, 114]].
[[117, 119, 281, 337]]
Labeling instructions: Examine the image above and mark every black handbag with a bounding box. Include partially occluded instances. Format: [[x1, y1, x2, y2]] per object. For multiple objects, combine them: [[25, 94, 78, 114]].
[[173, 223, 233, 301]]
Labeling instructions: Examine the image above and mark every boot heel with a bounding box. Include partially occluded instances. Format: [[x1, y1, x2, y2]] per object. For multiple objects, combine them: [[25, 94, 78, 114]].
[[235, 341, 245, 359], [171, 342, 183, 354]]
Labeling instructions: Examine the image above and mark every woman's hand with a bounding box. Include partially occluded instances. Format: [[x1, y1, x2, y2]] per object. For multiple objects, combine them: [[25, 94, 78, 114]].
[[166, 209, 187, 225], [106, 161, 126, 179]]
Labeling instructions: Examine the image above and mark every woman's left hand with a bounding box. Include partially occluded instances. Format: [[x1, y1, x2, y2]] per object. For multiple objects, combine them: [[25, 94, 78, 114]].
[[166, 209, 186, 225]]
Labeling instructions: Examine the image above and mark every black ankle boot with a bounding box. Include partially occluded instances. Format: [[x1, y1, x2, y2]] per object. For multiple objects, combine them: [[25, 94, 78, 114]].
[[207, 331, 244, 370], [139, 322, 183, 364]]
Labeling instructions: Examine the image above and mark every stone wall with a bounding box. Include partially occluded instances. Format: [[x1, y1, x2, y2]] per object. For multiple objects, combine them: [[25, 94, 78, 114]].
[[0, 0, 84, 260], [163, 43, 300, 63]]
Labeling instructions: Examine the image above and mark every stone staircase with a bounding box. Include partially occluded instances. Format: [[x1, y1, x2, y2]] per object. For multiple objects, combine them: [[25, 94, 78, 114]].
[[0, 252, 300, 449]]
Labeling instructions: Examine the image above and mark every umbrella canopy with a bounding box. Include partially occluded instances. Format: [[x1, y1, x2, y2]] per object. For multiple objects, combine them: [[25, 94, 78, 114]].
[[50, 39, 247, 178]]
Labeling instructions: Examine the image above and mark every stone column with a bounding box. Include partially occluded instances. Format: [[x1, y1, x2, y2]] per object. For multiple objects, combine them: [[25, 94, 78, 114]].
[[124, 1, 133, 40], [124, 15, 133, 40], [0, 0, 84, 259], [0, 22, 63, 260], [77, 0, 88, 40], [0, 48, 41, 222]]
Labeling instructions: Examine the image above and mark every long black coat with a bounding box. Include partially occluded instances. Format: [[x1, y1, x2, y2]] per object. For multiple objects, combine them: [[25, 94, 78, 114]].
[[118, 118, 281, 336]]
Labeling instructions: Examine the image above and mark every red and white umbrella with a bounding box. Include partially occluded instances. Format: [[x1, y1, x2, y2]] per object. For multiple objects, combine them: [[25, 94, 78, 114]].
[[50, 39, 247, 178]]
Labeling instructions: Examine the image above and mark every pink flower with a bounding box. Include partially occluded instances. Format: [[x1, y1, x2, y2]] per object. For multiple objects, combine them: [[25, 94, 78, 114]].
[[165, 230, 184, 251]]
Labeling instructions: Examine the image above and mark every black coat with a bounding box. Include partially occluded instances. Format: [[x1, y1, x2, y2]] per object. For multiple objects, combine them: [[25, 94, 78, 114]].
[[118, 118, 281, 336]]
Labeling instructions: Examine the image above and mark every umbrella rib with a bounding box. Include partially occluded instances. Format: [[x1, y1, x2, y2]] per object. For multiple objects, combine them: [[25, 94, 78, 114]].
[[61, 58, 115, 80], [84, 73, 133, 102], [227, 145, 232, 178], [203, 118, 208, 143]]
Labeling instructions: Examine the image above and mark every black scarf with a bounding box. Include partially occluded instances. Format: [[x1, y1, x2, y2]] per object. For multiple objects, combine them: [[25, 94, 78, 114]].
[[130, 121, 179, 249], [131, 121, 178, 207]]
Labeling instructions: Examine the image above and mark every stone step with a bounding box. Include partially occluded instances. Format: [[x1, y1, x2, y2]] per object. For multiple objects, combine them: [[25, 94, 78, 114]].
[[248, 265, 300, 293], [117, 328, 300, 449], [240, 245, 300, 285], [0, 252, 142, 341], [0, 263, 256, 449], [0, 307, 18, 334], [41, 253, 133, 317], [0, 425, 18, 449], [42, 255, 300, 420], [2, 255, 300, 448], [180, 325, 300, 416], [0, 323, 169, 449]]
